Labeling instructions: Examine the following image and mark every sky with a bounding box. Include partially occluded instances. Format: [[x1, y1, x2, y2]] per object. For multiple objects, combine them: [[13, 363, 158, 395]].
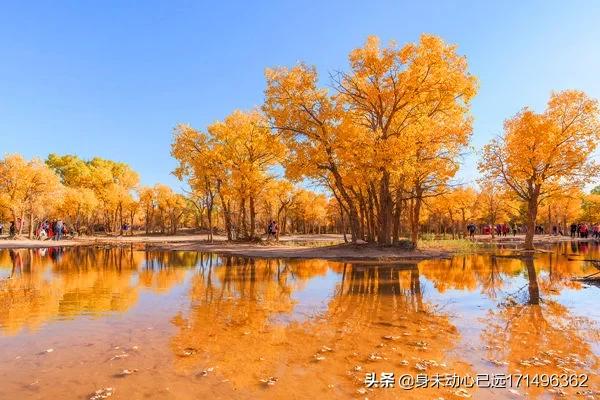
[[1, 1, 600, 190]]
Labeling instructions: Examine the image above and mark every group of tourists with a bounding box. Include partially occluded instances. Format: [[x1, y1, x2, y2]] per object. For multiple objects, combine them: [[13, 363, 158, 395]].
[[466, 221, 600, 239], [0, 219, 67, 240], [569, 223, 600, 239], [467, 223, 519, 238], [35, 220, 67, 240]]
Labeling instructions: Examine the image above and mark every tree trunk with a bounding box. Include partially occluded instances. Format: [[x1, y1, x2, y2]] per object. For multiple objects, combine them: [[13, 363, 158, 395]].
[[119, 203, 124, 236], [377, 170, 393, 245], [410, 190, 423, 247], [240, 197, 247, 239], [392, 193, 402, 244], [28, 213, 34, 239], [19, 211, 25, 235], [524, 191, 540, 250], [525, 258, 540, 305], [220, 195, 233, 240], [249, 195, 256, 239], [330, 166, 360, 243], [340, 208, 348, 243], [207, 205, 213, 243]]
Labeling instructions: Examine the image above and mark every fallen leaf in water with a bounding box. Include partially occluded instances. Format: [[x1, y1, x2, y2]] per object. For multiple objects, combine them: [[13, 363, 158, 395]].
[[399, 360, 409, 366], [259, 377, 278, 386], [382, 335, 400, 341], [45, 349, 54, 353], [89, 387, 113, 400], [313, 354, 326, 361], [415, 363, 427, 371], [320, 346, 333, 353], [109, 354, 128, 361], [454, 388, 471, 398], [353, 365, 362, 372], [356, 388, 367, 395], [180, 348, 197, 357], [367, 353, 383, 361], [199, 367, 214, 377], [117, 369, 138, 377]]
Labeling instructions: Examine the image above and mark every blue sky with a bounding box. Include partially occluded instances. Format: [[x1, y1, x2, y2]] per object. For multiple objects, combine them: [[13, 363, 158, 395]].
[[1, 1, 599, 189]]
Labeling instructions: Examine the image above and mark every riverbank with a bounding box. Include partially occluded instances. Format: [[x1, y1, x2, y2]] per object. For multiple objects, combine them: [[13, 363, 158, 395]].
[[0, 232, 596, 261], [0, 233, 451, 261]]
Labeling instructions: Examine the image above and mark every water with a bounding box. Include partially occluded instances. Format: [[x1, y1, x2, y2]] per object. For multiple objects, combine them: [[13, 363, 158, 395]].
[[0, 243, 598, 399]]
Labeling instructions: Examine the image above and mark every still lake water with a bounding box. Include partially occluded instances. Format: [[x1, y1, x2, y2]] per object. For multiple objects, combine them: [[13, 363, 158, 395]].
[[0, 244, 598, 400]]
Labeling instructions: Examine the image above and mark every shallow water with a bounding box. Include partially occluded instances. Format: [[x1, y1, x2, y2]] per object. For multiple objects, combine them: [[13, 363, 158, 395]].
[[0, 243, 598, 399]]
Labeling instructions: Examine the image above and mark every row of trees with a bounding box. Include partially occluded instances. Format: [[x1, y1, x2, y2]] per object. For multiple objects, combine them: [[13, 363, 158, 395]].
[[0, 153, 336, 239], [2, 150, 600, 243], [0, 154, 189, 237], [416, 185, 600, 239], [173, 34, 478, 246], [2, 36, 599, 247], [173, 34, 600, 248]]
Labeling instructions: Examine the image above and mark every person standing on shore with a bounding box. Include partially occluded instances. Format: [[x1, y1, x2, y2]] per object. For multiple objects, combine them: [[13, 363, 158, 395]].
[[0, 222, 3, 235], [54, 220, 64, 241], [466, 223, 476, 239]]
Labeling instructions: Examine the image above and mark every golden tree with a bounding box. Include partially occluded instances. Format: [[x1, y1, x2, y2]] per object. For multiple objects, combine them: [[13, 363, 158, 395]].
[[172, 110, 285, 240], [154, 184, 187, 234], [539, 188, 583, 232], [171, 124, 221, 241], [264, 34, 477, 246], [263, 64, 364, 242], [138, 186, 157, 234], [480, 90, 600, 249], [47, 154, 139, 234], [54, 187, 99, 235], [581, 192, 600, 222], [335, 35, 477, 245], [474, 180, 516, 237], [0, 154, 62, 237]]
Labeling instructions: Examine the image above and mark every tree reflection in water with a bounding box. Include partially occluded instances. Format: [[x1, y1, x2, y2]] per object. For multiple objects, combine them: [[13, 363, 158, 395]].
[[0, 247, 197, 335], [0, 246, 598, 399], [170, 258, 466, 399], [480, 256, 600, 398]]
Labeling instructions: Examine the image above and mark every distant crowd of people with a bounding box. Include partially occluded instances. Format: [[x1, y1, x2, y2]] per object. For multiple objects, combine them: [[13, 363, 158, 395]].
[[466, 223, 519, 238], [465, 222, 600, 239]]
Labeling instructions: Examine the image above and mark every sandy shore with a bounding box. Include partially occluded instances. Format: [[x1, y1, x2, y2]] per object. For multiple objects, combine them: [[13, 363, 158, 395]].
[[0, 233, 449, 261], [0, 232, 596, 261]]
